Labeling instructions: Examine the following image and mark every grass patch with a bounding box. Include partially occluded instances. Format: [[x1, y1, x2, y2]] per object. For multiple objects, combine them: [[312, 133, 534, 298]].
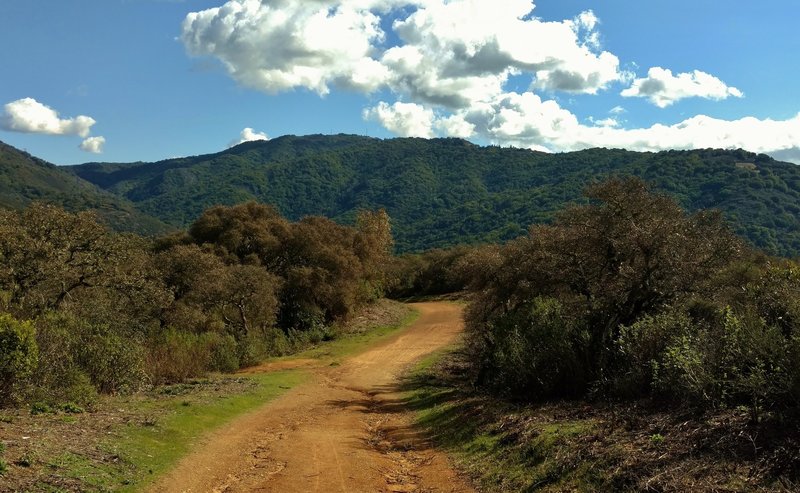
[[403, 348, 800, 492], [403, 350, 618, 492], [101, 370, 307, 491], [276, 307, 419, 364]]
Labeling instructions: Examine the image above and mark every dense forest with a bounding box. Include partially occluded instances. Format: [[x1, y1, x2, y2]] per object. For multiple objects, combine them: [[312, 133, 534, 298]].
[[0, 202, 392, 407], [70, 135, 800, 256]]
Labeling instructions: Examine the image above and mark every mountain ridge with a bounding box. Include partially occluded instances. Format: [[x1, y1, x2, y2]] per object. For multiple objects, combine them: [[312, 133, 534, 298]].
[[5, 134, 799, 256], [0, 140, 170, 234]]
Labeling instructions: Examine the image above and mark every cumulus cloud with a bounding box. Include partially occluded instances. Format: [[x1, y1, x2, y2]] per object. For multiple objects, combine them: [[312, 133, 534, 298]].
[[181, 0, 623, 102], [438, 94, 800, 161], [621, 67, 743, 108], [80, 136, 106, 154], [363, 101, 435, 137], [385, 2, 622, 104], [180, 1, 799, 163], [181, 0, 390, 94], [229, 127, 269, 147], [1, 98, 96, 137]]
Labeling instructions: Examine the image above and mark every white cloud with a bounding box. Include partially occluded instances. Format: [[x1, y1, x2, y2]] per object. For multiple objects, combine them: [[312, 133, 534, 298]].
[[181, 0, 623, 103], [609, 105, 626, 115], [80, 136, 106, 154], [383, 1, 622, 107], [181, 0, 391, 95], [1, 98, 96, 137], [229, 127, 269, 147], [444, 93, 800, 161], [363, 101, 435, 137], [180, 1, 800, 163], [622, 67, 743, 108], [589, 117, 620, 128], [435, 113, 476, 138]]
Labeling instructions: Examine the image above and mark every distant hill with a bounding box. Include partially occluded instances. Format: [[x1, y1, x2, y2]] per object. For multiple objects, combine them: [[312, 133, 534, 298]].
[[64, 134, 800, 256], [0, 141, 169, 234]]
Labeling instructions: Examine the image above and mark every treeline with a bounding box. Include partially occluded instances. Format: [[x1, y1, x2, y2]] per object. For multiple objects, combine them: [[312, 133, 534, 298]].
[[458, 178, 800, 420], [0, 202, 392, 407]]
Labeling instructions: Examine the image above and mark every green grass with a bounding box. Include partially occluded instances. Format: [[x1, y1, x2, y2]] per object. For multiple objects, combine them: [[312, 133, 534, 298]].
[[277, 308, 419, 365], [404, 349, 604, 493], [102, 370, 307, 492]]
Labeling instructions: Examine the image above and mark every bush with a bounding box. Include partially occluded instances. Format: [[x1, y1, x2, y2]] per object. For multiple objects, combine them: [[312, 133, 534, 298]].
[[475, 297, 588, 399], [79, 324, 148, 394], [147, 329, 213, 385], [30, 402, 53, 415], [654, 309, 790, 419], [615, 311, 695, 398], [34, 313, 146, 400], [0, 313, 38, 406], [147, 329, 259, 383], [261, 327, 293, 357], [654, 332, 715, 405], [30, 316, 96, 406], [208, 333, 239, 373]]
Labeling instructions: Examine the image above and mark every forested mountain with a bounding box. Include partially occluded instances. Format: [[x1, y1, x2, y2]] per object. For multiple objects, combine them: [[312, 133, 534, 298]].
[[69, 134, 800, 256], [0, 141, 169, 234]]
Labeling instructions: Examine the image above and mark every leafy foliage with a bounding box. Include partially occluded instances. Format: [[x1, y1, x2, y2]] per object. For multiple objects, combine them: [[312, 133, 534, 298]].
[[462, 178, 800, 420], [0, 313, 38, 406], [0, 200, 395, 405], [70, 135, 800, 256]]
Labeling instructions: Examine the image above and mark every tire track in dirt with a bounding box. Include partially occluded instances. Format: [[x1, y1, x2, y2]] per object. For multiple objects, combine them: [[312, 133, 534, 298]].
[[150, 302, 474, 493]]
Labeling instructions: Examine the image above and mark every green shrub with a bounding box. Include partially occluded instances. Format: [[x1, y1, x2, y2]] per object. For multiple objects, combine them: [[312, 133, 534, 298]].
[[33, 313, 146, 400], [236, 332, 266, 369], [654, 332, 714, 404], [479, 297, 588, 399], [261, 327, 292, 357], [0, 313, 38, 406], [79, 324, 148, 394], [62, 402, 84, 414], [30, 402, 53, 415], [655, 309, 790, 419], [615, 311, 695, 398], [28, 369, 98, 409], [207, 332, 239, 373], [714, 311, 788, 420], [146, 329, 213, 385]]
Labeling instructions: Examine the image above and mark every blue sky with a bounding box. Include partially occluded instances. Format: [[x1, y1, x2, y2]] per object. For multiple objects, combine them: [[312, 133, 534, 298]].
[[1, 0, 798, 165]]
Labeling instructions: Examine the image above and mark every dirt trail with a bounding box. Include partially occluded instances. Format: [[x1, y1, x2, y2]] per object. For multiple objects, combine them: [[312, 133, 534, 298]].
[[151, 302, 474, 493]]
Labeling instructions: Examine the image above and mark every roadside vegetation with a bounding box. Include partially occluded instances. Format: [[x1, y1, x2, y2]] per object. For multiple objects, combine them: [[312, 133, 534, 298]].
[[404, 177, 800, 491], [460, 178, 800, 420], [0, 202, 393, 410], [0, 300, 414, 491]]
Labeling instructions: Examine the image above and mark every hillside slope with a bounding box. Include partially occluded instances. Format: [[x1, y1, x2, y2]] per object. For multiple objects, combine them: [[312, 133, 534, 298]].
[[70, 135, 800, 255], [0, 141, 169, 234]]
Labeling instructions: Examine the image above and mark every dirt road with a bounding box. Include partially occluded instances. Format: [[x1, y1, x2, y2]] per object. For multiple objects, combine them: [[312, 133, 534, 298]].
[[151, 302, 474, 493]]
